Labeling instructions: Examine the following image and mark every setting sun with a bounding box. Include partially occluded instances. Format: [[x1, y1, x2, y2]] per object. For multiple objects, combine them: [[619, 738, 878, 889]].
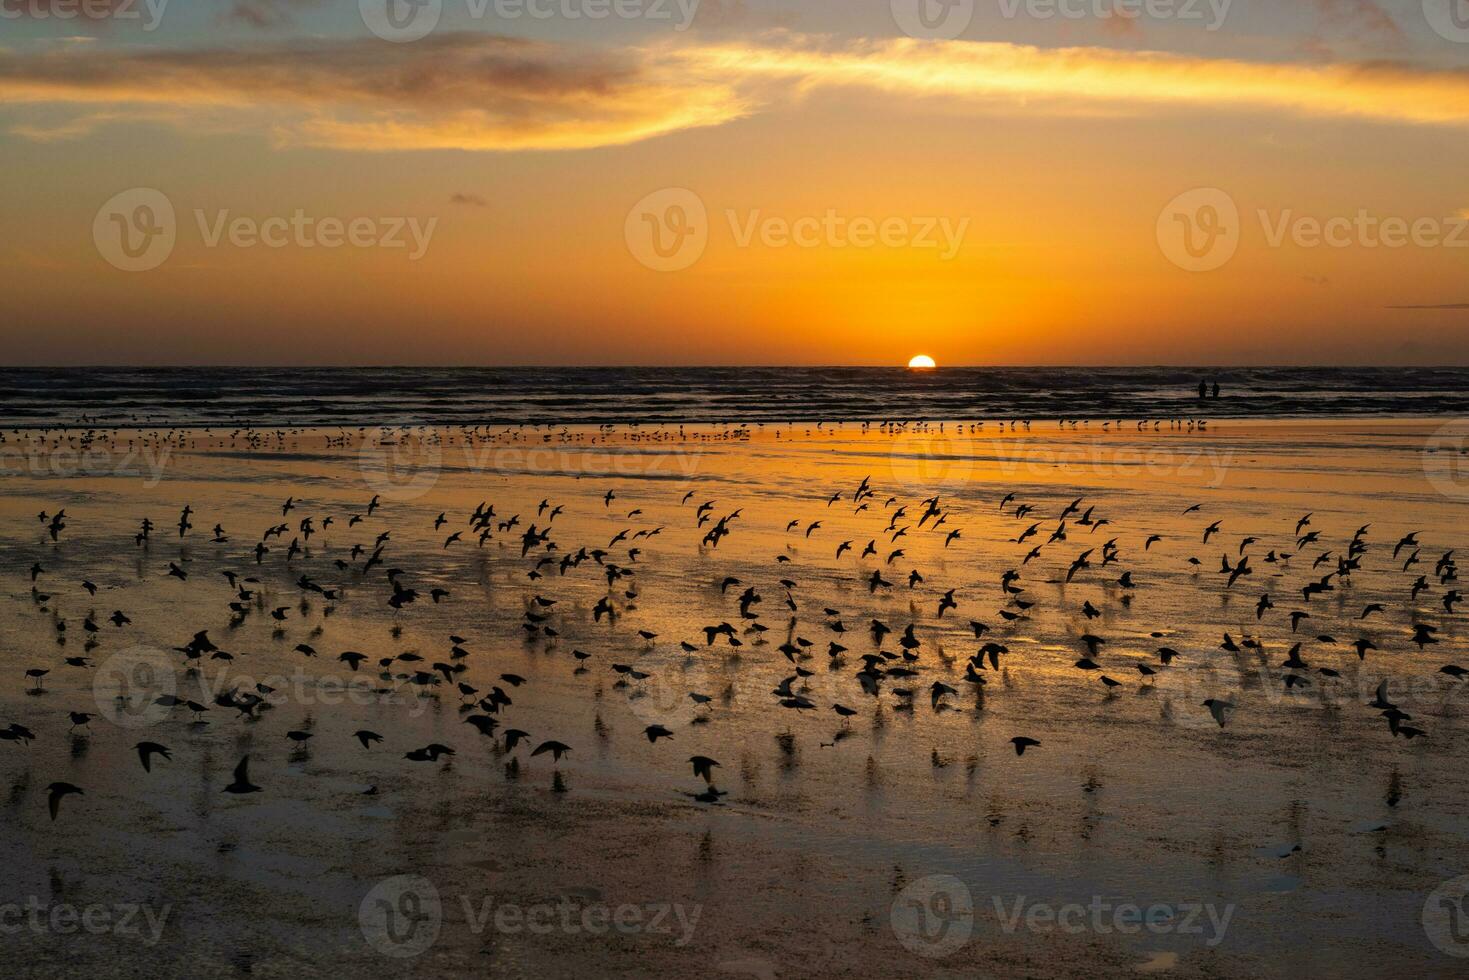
[[907, 355, 937, 370]]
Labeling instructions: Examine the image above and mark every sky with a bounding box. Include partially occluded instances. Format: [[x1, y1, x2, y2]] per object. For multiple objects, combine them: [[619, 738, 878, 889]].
[[2, 0, 1469, 366]]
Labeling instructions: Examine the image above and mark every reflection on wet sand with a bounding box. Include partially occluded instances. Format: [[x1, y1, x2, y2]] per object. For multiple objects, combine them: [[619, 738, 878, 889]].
[[0, 419, 1467, 977]]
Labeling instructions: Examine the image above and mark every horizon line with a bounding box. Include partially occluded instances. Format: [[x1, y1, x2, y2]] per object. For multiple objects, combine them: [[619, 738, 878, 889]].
[[1, 363, 1465, 371]]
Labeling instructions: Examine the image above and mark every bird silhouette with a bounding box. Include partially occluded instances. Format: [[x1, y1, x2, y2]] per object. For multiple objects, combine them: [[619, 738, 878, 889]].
[[47, 782, 83, 821], [135, 741, 171, 772]]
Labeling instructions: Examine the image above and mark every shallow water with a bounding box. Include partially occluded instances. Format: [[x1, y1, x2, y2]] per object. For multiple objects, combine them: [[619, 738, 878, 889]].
[[2, 419, 1468, 978]]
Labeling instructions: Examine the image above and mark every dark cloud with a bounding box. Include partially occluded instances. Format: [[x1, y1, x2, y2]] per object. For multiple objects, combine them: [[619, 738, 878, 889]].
[[1302, 0, 1404, 57], [223, 0, 320, 29], [1098, 10, 1145, 39], [687, 0, 796, 31], [1312, 0, 1403, 38]]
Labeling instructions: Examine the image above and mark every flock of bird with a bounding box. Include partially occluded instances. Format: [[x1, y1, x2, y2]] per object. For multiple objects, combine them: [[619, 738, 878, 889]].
[[5, 423, 1464, 827]]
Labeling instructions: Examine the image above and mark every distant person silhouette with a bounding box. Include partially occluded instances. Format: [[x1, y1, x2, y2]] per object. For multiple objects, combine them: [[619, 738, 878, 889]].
[[1198, 380, 1207, 399], [1212, 381, 1220, 398]]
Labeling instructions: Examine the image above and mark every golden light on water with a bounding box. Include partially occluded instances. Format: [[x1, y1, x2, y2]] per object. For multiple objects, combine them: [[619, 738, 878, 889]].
[[908, 354, 937, 369]]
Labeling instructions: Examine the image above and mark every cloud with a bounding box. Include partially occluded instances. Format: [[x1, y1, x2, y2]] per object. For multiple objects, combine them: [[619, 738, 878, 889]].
[[686, 0, 798, 33], [9, 108, 156, 141], [678, 36, 1469, 129], [1387, 303, 1469, 310], [6, 32, 1469, 152], [450, 192, 488, 206], [224, 0, 319, 28], [1299, 0, 1404, 59], [1097, 7, 1145, 40], [1310, 0, 1403, 41], [0, 33, 751, 150]]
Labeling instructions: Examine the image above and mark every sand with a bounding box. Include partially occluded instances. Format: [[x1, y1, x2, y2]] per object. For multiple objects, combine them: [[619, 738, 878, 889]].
[[1, 418, 1467, 978]]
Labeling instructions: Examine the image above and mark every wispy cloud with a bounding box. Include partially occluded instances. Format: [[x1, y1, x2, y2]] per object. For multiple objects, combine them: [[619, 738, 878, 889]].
[[1310, 0, 1403, 41], [224, 0, 320, 29], [5, 32, 1469, 152], [0, 33, 750, 150], [681, 35, 1469, 129], [1298, 0, 1405, 59]]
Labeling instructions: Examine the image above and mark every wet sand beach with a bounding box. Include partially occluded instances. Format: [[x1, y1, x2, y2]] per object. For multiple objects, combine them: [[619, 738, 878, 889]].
[[2, 418, 1469, 978]]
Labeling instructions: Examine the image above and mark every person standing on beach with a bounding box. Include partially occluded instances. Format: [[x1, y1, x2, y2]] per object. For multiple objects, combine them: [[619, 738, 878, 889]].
[[1199, 379, 1208, 399], [1212, 380, 1221, 398]]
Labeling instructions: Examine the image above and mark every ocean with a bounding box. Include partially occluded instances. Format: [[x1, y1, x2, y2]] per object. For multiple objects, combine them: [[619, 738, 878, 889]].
[[2, 366, 1468, 427]]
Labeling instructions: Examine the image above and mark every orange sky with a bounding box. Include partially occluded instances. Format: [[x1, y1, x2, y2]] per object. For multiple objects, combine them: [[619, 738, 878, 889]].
[[2, 2, 1469, 364]]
